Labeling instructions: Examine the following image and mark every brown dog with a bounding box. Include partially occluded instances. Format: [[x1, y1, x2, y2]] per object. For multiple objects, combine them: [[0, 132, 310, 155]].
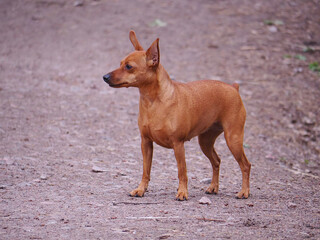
[[103, 31, 251, 200]]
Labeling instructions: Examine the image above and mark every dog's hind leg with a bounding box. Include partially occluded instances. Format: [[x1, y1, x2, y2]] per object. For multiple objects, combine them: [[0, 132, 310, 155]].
[[224, 126, 251, 199]]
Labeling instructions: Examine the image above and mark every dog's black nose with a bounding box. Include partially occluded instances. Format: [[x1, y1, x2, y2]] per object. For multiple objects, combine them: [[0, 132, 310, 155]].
[[103, 73, 111, 83]]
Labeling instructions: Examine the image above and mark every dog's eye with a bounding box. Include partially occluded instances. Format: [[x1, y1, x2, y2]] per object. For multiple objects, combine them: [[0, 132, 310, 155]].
[[125, 64, 133, 70]]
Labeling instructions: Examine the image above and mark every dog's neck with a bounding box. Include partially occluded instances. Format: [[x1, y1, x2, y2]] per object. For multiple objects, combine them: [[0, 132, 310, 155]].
[[139, 64, 174, 104]]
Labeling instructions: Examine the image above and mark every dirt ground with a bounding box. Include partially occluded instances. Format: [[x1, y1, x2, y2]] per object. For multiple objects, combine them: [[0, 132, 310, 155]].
[[1, 0, 320, 239]]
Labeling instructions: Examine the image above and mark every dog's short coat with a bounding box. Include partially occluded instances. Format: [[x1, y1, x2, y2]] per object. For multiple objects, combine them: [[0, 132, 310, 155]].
[[103, 31, 251, 200]]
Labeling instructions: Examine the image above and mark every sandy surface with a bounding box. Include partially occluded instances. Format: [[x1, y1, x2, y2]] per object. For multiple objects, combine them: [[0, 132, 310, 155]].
[[1, 0, 319, 239]]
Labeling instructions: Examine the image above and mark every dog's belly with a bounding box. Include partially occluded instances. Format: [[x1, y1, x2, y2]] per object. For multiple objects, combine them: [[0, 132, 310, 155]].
[[139, 117, 218, 149]]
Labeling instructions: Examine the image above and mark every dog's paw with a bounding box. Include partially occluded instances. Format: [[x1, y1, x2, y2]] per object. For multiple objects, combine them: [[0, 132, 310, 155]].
[[129, 188, 145, 198], [175, 189, 188, 201], [236, 189, 250, 199], [205, 184, 219, 195]]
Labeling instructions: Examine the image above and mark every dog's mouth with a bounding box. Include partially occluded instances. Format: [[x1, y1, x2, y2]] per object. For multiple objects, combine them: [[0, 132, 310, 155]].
[[108, 82, 129, 88]]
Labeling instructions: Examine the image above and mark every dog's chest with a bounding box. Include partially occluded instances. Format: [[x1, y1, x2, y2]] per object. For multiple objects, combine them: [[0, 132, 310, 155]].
[[138, 106, 175, 148]]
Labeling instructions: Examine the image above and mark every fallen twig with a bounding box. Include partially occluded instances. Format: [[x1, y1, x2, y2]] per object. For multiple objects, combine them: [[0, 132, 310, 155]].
[[112, 201, 163, 206], [126, 216, 180, 220], [196, 217, 226, 223], [283, 168, 319, 179]]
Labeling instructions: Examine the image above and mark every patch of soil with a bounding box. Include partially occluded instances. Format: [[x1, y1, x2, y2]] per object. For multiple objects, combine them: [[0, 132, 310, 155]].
[[1, 0, 319, 239]]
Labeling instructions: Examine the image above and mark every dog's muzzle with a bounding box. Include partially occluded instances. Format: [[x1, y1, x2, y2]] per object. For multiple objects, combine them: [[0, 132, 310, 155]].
[[103, 73, 112, 84]]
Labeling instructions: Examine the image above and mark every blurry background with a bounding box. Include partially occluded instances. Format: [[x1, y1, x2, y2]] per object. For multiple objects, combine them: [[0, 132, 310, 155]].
[[0, 0, 319, 239]]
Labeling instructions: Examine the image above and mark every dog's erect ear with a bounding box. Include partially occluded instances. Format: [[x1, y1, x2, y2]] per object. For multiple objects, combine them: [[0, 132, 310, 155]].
[[146, 38, 160, 68], [129, 30, 144, 51]]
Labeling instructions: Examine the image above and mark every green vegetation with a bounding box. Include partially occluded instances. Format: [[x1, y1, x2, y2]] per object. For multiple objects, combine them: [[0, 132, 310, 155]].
[[309, 62, 320, 72]]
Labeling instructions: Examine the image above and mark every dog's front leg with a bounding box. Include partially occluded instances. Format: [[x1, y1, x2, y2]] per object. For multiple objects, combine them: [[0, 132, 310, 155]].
[[173, 142, 188, 201], [130, 136, 153, 197]]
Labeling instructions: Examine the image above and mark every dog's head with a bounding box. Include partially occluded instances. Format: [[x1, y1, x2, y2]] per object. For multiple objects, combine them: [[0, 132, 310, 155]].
[[103, 31, 160, 88]]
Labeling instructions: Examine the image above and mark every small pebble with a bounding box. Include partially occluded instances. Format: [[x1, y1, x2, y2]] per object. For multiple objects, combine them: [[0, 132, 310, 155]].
[[288, 202, 297, 209], [200, 178, 211, 184], [268, 26, 277, 32], [40, 175, 48, 180], [92, 166, 108, 173], [74, 0, 84, 7], [294, 67, 303, 73], [199, 196, 212, 205]]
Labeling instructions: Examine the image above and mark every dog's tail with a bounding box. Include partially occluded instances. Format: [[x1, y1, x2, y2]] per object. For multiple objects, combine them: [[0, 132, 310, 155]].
[[232, 83, 239, 92]]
